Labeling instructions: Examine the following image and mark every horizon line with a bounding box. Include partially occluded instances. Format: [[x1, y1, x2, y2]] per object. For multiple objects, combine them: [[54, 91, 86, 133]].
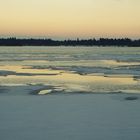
[[0, 37, 140, 41]]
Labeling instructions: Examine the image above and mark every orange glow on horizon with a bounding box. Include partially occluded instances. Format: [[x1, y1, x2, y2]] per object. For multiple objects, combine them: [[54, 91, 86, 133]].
[[0, 0, 140, 39]]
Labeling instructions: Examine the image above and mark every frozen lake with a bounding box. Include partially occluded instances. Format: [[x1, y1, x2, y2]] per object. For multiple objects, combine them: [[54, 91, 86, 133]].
[[1, 94, 140, 140], [0, 46, 140, 140]]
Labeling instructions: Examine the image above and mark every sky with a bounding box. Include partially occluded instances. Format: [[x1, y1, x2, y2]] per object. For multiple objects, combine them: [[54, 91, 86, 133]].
[[0, 0, 140, 39]]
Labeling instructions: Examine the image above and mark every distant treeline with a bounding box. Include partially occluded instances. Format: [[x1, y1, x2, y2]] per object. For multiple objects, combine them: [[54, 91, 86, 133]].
[[0, 38, 140, 46]]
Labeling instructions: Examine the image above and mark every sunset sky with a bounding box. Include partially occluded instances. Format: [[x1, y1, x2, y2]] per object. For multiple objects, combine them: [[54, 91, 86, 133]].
[[0, 0, 140, 39]]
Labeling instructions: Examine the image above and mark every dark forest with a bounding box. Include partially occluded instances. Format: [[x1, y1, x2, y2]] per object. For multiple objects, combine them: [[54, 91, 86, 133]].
[[0, 38, 140, 46]]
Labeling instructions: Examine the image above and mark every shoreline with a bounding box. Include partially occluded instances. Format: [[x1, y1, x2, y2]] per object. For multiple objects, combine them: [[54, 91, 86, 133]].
[[0, 38, 140, 47]]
